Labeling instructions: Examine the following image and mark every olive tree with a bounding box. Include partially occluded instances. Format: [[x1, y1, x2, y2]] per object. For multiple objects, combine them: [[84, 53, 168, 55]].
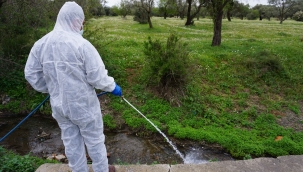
[[176, 0, 187, 19], [268, 0, 299, 24], [209, 0, 234, 46], [185, 0, 208, 25], [253, 4, 278, 21], [225, 0, 234, 21], [158, 0, 177, 19], [118, 0, 132, 18], [132, 0, 154, 28], [230, 1, 250, 20]]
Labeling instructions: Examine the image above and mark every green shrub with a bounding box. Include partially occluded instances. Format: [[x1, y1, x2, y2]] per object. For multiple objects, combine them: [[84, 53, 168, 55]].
[[1, 28, 33, 57], [245, 50, 287, 79], [292, 11, 303, 22], [133, 8, 148, 24], [246, 10, 259, 20], [0, 146, 56, 172], [143, 33, 190, 91]]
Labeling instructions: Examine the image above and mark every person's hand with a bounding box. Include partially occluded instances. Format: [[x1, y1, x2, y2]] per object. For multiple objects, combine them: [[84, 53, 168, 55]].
[[111, 83, 122, 97]]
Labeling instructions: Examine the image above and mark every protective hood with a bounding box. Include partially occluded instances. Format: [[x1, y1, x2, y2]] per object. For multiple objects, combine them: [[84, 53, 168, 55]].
[[54, 1, 84, 33]]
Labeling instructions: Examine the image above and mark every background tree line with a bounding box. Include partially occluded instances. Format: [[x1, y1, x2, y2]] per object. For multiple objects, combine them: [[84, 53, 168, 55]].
[[1, 0, 303, 60], [1, 0, 303, 94], [111, 0, 303, 46], [113, 0, 303, 23]]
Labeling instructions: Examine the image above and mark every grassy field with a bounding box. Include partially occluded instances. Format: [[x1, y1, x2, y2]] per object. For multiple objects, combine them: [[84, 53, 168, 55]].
[[85, 16, 303, 159]]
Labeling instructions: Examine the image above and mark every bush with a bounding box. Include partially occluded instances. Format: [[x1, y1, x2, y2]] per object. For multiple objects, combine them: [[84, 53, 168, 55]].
[[246, 10, 259, 20], [0, 146, 56, 172], [245, 50, 287, 79], [143, 33, 190, 92], [292, 11, 303, 22], [133, 8, 148, 24]]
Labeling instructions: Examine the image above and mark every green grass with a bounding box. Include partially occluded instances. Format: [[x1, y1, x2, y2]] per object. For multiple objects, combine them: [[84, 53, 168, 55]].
[[84, 16, 303, 159], [0, 146, 57, 172]]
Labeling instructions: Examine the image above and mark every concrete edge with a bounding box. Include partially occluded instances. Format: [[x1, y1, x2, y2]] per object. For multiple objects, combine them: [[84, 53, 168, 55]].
[[35, 155, 303, 172]]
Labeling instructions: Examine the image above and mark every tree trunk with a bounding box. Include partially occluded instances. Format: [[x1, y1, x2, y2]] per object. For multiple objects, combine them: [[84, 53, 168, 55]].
[[148, 15, 153, 28], [179, 11, 184, 19], [185, 1, 204, 25], [185, 0, 192, 25], [164, 11, 167, 19], [227, 11, 231, 21], [279, 14, 284, 24], [212, 11, 223, 46]]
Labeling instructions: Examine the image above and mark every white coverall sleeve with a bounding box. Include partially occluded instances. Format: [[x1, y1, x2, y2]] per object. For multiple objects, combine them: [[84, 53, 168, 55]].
[[82, 41, 116, 92], [24, 48, 48, 93]]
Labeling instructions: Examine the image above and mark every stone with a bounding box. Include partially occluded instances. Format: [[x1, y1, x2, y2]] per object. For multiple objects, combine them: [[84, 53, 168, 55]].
[[55, 154, 67, 162], [46, 155, 55, 160]]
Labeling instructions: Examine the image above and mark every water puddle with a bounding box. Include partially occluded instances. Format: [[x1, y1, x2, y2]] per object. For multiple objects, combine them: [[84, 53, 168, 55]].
[[0, 116, 234, 164]]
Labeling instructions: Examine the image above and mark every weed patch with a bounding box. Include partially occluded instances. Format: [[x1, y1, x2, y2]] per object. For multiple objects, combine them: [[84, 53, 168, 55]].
[[0, 147, 57, 172]]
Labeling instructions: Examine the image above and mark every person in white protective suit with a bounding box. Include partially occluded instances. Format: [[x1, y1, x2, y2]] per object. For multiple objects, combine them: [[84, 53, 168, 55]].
[[24, 2, 121, 172]]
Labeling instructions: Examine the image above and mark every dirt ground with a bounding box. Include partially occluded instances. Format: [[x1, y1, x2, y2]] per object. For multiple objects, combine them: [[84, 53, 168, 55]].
[[275, 101, 303, 132]]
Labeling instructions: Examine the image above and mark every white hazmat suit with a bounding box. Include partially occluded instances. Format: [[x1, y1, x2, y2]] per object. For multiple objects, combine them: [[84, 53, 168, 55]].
[[25, 2, 120, 172]]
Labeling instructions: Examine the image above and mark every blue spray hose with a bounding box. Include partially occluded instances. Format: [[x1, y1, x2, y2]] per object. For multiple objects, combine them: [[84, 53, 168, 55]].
[[0, 92, 108, 143]]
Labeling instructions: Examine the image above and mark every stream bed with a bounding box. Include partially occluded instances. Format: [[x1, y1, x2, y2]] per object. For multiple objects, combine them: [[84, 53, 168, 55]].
[[0, 116, 234, 164]]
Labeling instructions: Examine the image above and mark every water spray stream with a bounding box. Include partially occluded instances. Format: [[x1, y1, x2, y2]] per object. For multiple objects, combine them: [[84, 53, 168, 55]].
[[122, 97, 185, 162]]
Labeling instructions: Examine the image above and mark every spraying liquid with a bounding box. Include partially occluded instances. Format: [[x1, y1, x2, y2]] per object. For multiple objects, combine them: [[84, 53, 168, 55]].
[[122, 97, 185, 162]]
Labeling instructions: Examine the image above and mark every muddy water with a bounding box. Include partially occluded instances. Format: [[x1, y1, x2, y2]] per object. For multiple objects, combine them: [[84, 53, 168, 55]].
[[0, 116, 234, 164]]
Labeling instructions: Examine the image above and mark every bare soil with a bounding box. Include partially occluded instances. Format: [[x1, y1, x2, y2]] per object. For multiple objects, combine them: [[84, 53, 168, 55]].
[[275, 101, 303, 132]]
